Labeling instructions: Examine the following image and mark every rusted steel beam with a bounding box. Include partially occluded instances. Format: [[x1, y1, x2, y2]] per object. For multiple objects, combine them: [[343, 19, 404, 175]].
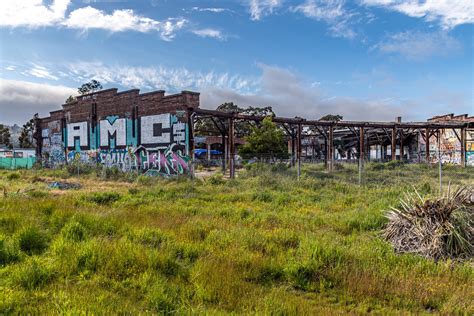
[[297, 123, 302, 178], [425, 128, 430, 164], [359, 127, 365, 168], [461, 128, 466, 168], [400, 129, 405, 161], [328, 126, 334, 172], [391, 127, 397, 161], [191, 108, 469, 129], [229, 118, 235, 179]]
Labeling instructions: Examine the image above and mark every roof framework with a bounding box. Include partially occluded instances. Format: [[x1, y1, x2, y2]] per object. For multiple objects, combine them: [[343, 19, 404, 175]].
[[187, 108, 472, 178]]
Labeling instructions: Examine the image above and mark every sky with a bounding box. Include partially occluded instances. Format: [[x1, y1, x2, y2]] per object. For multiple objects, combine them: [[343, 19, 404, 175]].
[[0, 0, 473, 125]]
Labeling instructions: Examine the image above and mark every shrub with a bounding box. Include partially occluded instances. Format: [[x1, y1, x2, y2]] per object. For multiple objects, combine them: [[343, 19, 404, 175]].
[[383, 186, 474, 260], [84, 192, 121, 205], [208, 173, 225, 185], [6, 173, 20, 181], [17, 227, 49, 255]]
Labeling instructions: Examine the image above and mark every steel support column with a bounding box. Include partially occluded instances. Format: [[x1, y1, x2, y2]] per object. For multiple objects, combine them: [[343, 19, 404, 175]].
[[228, 118, 235, 179]]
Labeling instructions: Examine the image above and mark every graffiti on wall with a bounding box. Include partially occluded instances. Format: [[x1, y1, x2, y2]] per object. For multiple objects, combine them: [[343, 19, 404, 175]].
[[41, 113, 190, 175]]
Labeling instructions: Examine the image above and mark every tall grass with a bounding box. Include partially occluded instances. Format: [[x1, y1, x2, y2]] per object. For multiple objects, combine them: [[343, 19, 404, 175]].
[[0, 164, 472, 314]]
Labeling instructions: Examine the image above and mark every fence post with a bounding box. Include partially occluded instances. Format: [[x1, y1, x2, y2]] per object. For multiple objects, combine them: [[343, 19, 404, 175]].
[[297, 122, 302, 180], [359, 127, 364, 185]]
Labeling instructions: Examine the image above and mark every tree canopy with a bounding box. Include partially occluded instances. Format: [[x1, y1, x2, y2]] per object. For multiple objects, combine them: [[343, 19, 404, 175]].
[[195, 102, 275, 137], [0, 125, 12, 148], [78, 79, 103, 95], [18, 118, 36, 148], [239, 117, 288, 160]]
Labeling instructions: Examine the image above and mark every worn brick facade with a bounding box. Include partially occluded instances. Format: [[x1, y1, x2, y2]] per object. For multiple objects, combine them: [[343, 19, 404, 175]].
[[36, 88, 199, 175]]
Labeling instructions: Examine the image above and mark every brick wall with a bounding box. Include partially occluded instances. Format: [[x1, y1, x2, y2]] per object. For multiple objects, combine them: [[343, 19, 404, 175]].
[[36, 88, 200, 175]]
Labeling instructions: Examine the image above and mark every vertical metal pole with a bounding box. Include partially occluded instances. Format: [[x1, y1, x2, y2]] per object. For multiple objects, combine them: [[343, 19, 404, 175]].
[[297, 123, 302, 180], [328, 126, 334, 172], [228, 118, 235, 179], [391, 127, 396, 161], [438, 130, 442, 193], [425, 128, 430, 165], [460, 127, 466, 168], [359, 127, 364, 185]]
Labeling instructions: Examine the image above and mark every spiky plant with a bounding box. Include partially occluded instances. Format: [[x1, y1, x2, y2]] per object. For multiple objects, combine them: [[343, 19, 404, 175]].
[[383, 186, 473, 260]]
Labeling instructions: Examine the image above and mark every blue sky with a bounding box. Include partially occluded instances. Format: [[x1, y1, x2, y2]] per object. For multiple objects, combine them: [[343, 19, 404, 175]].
[[0, 0, 473, 124]]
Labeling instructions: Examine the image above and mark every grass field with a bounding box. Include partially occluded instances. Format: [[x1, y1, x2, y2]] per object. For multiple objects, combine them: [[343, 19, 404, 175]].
[[0, 163, 473, 314]]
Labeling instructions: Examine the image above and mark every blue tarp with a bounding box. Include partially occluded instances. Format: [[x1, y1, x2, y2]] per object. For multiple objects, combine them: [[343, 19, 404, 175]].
[[194, 149, 222, 157]]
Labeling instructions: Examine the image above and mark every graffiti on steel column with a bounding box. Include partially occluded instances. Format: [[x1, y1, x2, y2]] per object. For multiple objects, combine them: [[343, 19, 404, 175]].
[[41, 113, 190, 174]]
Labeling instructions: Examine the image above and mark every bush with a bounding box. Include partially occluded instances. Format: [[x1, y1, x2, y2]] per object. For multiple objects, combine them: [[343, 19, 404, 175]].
[[6, 173, 20, 181], [17, 227, 49, 255], [208, 173, 225, 185], [84, 192, 121, 205], [383, 186, 474, 260]]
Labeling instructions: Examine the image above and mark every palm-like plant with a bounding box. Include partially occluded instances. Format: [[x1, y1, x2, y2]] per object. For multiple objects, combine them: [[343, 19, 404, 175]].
[[383, 186, 473, 260]]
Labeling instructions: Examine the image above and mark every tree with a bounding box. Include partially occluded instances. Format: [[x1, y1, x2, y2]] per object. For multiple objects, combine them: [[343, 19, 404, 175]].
[[239, 117, 288, 160], [65, 95, 76, 104], [18, 118, 36, 148], [195, 102, 275, 136], [0, 124, 12, 148], [78, 79, 103, 95], [319, 114, 343, 121]]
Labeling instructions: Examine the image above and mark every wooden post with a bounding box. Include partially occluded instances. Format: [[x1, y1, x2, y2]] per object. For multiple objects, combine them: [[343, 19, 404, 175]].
[[359, 127, 364, 185], [228, 118, 235, 179], [425, 128, 430, 164], [328, 126, 334, 172], [461, 128, 466, 168], [297, 123, 302, 179], [391, 127, 397, 161]]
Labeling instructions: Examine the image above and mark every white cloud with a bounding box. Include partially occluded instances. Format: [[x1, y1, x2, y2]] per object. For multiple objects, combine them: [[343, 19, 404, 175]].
[[248, 0, 283, 21], [63, 7, 187, 40], [5, 66, 16, 71], [201, 63, 411, 120], [0, 0, 187, 41], [373, 31, 462, 60], [191, 7, 230, 13], [23, 64, 59, 80], [192, 29, 226, 40], [0, 78, 76, 124], [291, 0, 357, 39], [0, 0, 70, 28], [361, 0, 473, 29], [64, 62, 257, 93]]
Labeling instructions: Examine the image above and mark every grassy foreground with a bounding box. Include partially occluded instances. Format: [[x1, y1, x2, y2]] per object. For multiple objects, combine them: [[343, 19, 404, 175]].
[[0, 163, 473, 314]]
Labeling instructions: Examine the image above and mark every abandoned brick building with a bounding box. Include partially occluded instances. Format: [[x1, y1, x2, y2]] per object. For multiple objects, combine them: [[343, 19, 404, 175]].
[[35, 88, 199, 175]]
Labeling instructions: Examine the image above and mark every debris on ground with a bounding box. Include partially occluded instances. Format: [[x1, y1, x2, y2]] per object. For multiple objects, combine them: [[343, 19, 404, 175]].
[[383, 186, 474, 261], [48, 181, 82, 190]]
